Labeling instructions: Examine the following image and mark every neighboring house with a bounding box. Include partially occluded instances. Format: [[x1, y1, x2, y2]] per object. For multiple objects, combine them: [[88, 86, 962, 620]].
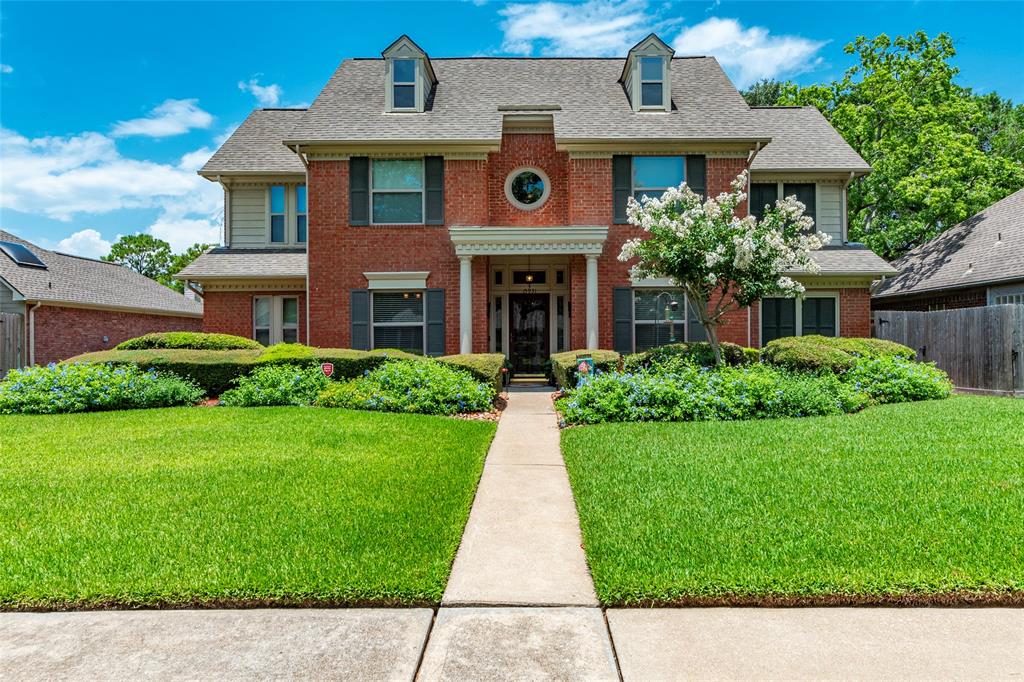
[[178, 34, 894, 372], [873, 188, 1024, 311], [0, 230, 202, 367]]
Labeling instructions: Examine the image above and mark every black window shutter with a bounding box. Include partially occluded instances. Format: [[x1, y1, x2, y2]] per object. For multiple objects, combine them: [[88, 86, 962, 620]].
[[425, 156, 445, 225], [686, 155, 706, 198], [686, 297, 708, 342], [425, 288, 445, 356], [350, 289, 370, 350], [750, 183, 779, 220], [349, 157, 370, 225], [613, 287, 634, 354], [761, 298, 796, 344], [612, 155, 632, 225], [802, 298, 836, 337], [784, 183, 816, 226]]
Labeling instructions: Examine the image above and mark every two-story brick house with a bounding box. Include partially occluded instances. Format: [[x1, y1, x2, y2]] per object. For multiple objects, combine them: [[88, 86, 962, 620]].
[[179, 34, 895, 372]]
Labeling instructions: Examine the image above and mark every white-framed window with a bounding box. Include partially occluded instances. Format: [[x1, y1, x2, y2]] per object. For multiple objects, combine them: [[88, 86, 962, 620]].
[[632, 156, 685, 201], [632, 288, 704, 351], [760, 292, 839, 345], [254, 296, 299, 346], [372, 290, 425, 353], [371, 159, 425, 224], [269, 185, 286, 243], [296, 185, 307, 243], [639, 56, 665, 108], [505, 167, 550, 211], [990, 283, 1024, 306], [392, 59, 417, 110]]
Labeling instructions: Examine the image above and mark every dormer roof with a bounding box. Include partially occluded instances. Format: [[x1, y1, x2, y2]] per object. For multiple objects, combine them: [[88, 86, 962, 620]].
[[381, 34, 437, 86], [619, 33, 675, 83]]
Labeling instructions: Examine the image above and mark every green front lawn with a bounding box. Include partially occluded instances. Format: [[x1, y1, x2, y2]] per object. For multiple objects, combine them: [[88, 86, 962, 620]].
[[0, 407, 495, 609], [562, 396, 1024, 605]]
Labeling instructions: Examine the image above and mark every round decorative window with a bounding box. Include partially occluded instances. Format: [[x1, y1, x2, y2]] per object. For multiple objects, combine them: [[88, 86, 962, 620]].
[[505, 167, 551, 211]]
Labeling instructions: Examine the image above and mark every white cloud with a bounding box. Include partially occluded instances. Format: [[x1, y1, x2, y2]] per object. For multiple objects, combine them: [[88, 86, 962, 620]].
[[499, 0, 652, 56], [55, 229, 112, 259], [111, 98, 214, 138], [0, 64, 12, 74], [0, 126, 223, 251], [238, 77, 282, 107], [673, 17, 825, 87]]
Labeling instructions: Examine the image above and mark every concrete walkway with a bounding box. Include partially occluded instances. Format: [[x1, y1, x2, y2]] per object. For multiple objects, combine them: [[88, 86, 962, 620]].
[[442, 385, 597, 607]]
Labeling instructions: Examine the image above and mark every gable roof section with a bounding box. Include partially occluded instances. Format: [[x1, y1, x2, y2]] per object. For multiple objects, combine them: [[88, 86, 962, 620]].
[[874, 188, 1024, 298], [286, 57, 764, 144], [0, 230, 202, 316], [750, 107, 870, 173], [200, 109, 307, 176]]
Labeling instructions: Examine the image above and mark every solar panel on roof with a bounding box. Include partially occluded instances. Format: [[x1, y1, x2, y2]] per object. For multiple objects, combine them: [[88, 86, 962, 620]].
[[0, 241, 47, 269]]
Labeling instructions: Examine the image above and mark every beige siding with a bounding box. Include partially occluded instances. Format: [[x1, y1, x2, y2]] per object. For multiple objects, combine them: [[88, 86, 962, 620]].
[[817, 184, 843, 243], [229, 188, 268, 247], [0, 283, 25, 315]]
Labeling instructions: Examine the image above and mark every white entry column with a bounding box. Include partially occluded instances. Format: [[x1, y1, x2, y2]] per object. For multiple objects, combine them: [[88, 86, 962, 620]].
[[585, 254, 599, 349], [459, 255, 473, 354]]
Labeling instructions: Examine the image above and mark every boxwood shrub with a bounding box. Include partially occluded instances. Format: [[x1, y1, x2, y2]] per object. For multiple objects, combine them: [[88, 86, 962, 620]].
[[844, 356, 953, 403], [116, 332, 262, 351], [316, 360, 495, 415], [550, 350, 621, 388], [623, 341, 751, 372], [440, 353, 506, 394], [0, 363, 204, 414], [761, 335, 917, 374]]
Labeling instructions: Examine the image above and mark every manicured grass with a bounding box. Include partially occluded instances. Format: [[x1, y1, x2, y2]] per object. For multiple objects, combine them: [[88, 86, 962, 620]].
[[562, 396, 1024, 605], [0, 407, 495, 609]]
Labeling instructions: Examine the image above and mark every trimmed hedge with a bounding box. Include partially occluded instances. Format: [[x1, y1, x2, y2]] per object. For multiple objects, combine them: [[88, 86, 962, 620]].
[[550, 349, 621, 389], [67, 346, 499, 397], [116, 332, 262, 351], [439, 353, 506, 394], [623, 341, 751, 372], [761, 335, 916, 374]]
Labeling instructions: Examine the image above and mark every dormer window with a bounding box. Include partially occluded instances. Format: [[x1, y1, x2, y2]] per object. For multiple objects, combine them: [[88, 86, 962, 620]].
[[621, 34, 674, 112], [382, 35, 437, 113]]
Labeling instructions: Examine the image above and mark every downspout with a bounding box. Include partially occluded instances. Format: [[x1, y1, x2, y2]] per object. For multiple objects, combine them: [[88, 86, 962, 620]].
[[287, 143, 312, 344], [28, 301, 41, 365]]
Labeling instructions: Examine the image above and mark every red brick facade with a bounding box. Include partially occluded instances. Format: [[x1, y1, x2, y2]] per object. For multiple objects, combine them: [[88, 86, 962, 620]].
[[207, 133, 873, 356], [30, 304, 201, 365]]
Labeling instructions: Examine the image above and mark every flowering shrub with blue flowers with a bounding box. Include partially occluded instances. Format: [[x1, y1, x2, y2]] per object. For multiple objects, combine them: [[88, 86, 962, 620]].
[[0, 363, 203, 415], [557, 362, 869, 425], [218, 364, 330, 407], [843, 356, 953, 404], [316, 360, 495, 416]]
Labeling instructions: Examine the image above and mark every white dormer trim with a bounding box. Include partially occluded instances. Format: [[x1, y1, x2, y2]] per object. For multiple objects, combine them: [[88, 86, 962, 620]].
[[382, 35, 437, 113], [620, 33, 674, 113]]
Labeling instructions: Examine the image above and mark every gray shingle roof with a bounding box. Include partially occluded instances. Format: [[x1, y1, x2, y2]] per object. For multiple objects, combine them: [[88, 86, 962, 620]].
[[200, 109, 307, 176], [287, 57, 764, 143], [750, 107, 870, 173], [0, 231, 202, 316], [806, 246, 897, 276], [175, 247, 307, 280], [874, 188, 1024, 298]]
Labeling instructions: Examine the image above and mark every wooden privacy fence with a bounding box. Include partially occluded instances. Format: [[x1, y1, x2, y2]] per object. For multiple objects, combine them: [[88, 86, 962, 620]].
[[0, 313, 25, 377], [874, 305, 1024, 396]]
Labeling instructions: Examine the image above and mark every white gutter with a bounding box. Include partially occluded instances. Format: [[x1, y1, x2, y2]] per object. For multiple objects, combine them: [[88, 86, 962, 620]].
[[216, 175, 229, 246], [27, 301, 41, 365]]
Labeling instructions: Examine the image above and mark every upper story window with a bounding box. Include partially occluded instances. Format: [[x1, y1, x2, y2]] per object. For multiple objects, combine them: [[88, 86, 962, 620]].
[[620, 33, 674, 112], [505, 167, 551, 211], [640, 57, 665, 108], [633, 156, 685, 200], [270, 185, 286, 243], [392, 59, 417, 109], [382, 35, 437, 113], [296, 185, 307, 243], [372, 159, 424, 224]]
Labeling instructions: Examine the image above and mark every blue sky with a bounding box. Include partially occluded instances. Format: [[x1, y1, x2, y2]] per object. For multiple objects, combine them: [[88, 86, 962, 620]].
[[2, 0, 1022, 257]]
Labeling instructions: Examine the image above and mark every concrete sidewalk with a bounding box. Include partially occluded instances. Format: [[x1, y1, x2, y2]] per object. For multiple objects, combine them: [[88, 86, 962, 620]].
[[441, 386, 597, 607]]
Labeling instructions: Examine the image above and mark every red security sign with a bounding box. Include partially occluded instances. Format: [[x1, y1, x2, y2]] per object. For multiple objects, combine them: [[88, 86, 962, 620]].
[[321, 362, 334, 378]]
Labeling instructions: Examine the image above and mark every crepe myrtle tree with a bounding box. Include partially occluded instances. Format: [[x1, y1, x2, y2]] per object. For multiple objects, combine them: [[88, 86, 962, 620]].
[[619, 170, 829, 366]]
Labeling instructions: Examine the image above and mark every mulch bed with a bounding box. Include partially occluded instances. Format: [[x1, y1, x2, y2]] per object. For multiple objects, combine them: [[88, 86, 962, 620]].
[[454, 393, 508, 422]]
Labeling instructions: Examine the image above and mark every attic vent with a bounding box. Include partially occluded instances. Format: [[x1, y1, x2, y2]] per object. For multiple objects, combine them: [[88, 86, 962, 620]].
[[497, 104, 562, 112], [0, 241, 47, 269]]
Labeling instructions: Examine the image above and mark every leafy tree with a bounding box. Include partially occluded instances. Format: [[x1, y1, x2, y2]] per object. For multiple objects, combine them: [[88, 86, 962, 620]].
[[102, 234, 173, 283], [741, 78, 791, 107], [620, 171, 827, 366], [102, 234, 211, 292], [778, 32, 1024, 260]]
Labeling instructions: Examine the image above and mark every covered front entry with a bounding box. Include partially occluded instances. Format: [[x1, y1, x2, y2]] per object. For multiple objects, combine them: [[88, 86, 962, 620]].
[[509, 293, 549, 373]]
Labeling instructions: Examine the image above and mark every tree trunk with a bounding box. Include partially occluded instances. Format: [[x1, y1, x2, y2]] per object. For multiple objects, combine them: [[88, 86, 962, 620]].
[[688, 288, 724, 367], [705, 322, 724, 367]]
